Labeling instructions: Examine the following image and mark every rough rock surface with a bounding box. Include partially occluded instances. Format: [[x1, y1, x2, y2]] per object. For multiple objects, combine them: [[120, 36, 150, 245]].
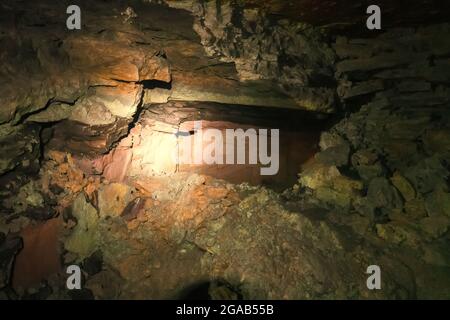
[[13, 163, 448, 299], [293, 24, 450, 299], [0, 0, 450, 300], [2, 146, 449, 299], [165, 0, 449, 29], [185, 0, 337, 113], [0, 0, 338, 188], [0, 236, 23, 290]]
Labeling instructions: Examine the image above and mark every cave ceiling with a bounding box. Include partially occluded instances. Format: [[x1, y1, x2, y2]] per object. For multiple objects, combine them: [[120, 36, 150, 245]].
[[236, 0, 448, 30]]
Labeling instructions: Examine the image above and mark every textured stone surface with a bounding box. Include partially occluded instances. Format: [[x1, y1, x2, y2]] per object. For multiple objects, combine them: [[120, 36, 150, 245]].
[[0, 3, 170, 125], [0, 125, 40, 176], [97, 183, 134, 218], [1, 0, 450, 301], [0, 0, 343, 180], [290, 25, 450, 300], [185, 1, 337, 113], [0, 236, 22, 289], [165, 0, 449, 33], [64, 193, 100, 260], [12, 219, 62, 291], [38, 171, 446, 299]]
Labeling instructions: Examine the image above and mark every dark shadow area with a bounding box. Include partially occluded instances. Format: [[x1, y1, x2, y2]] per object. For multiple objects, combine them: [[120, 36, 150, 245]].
[[140, 79, 172, 91], [177, 281, 211, 300], [176, 280, 243, 300]]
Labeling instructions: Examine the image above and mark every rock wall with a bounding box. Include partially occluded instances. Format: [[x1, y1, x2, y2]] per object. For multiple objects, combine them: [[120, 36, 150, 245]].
[[0, 0, 337, 187], [295, 24, 450, 298], [0, 0, 173, 184], [304, 23, 450, 218], [68, 102, 325, 190], [181, 0, 337, 113]]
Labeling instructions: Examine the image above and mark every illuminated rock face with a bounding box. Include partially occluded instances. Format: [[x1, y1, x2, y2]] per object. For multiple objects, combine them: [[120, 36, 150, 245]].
[[61, 103, 324, 190], [0, 0, 341, 177]]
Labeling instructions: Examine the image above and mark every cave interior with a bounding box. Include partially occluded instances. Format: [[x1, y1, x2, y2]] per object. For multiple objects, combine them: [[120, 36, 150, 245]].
[[0, 0, 449, 300]]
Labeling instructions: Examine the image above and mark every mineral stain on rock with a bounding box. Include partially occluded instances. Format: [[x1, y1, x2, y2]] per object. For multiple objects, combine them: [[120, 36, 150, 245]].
[[12, 218, 62, 291]]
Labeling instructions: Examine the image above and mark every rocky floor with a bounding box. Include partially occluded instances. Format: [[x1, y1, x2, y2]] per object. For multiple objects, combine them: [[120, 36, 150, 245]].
[[1, 145, 449, 299]]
